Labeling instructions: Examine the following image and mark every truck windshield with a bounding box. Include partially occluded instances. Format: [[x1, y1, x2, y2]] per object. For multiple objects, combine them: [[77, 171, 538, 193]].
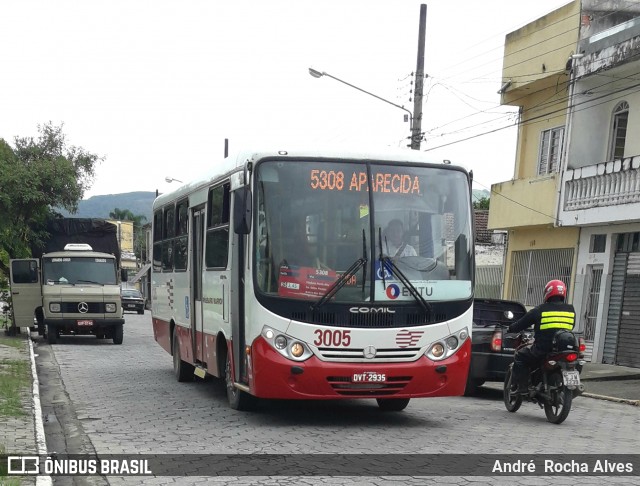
[[43, 257, 118, 285], [254, 159, 473, 304]]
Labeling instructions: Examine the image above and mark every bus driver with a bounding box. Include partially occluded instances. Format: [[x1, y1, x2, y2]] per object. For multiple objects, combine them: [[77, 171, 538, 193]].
[[383, 219, 417, 258]]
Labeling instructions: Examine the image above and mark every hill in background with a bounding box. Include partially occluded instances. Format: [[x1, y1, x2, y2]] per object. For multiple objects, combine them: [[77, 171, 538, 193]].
[[472, 189, 490, 202], [59, 191, 156, 222], [61, 189, 491, 222]]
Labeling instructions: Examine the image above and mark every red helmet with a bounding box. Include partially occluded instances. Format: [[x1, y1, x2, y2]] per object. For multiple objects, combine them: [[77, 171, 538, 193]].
[[544, 279, 566, 302]]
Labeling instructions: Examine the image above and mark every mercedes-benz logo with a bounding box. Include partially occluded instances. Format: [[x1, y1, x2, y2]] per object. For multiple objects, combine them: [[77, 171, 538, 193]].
[[363, 345, 377, 359], [78, 302, 89, 313]]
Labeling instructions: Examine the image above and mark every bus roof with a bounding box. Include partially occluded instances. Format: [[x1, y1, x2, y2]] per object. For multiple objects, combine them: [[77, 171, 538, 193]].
[[153, 147, 469, 209], [42, 250, 117, 259]]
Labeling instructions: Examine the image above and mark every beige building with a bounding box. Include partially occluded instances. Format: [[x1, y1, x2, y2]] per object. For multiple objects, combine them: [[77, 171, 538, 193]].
[[488, 1, 581, 307], [107, 219, 138, 280]]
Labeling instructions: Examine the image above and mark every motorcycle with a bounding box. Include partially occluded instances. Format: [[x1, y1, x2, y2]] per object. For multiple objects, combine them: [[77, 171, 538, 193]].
[[503, 329, 586, 424]]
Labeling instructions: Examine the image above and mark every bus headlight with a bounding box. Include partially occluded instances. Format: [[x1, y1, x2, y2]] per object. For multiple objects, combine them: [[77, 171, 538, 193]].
[[105, 303, 117, 313], [262, 326, 313, 362], [49, 303, 61, 313], [426, 327, 468, 361]]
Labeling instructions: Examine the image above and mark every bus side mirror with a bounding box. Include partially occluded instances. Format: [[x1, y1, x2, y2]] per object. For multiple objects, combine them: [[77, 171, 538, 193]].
[[233, 187, 252, 235], [121, 269, 128, 282]]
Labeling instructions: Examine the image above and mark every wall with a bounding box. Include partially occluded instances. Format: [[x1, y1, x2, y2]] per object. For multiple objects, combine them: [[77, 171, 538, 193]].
[[567, 60, 640, 168]]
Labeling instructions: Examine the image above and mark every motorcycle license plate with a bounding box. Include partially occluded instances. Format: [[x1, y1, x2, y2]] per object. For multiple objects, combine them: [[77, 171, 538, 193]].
[[562, 370, 580, 386]]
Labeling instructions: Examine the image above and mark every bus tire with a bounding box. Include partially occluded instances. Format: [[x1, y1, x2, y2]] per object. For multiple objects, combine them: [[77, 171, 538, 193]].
[[376, 398, 410, 411], [112, 324, 124, 345], [225, 351, 256, 411], [173, 332, 194, 382], [47, 325, 57, 345]]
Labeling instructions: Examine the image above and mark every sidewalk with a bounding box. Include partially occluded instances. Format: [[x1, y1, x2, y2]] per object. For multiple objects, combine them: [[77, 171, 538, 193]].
[[580, 362, 640, 404], [0, 328, 39, 485]]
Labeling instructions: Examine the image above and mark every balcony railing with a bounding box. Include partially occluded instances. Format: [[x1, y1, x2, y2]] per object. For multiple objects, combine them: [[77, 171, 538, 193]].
[[563, 155, 640, 211]]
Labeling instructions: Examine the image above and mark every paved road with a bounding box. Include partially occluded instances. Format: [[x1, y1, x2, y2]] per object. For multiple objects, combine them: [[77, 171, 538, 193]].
[[35, 312, 640, 486]]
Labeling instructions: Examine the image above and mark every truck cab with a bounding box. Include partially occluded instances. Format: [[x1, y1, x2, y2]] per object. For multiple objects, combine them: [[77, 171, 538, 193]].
[[9, 243, 126, 344]]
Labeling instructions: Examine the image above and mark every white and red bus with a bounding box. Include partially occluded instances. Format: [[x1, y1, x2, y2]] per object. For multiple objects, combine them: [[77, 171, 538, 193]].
[[151, 148, 474, 411]]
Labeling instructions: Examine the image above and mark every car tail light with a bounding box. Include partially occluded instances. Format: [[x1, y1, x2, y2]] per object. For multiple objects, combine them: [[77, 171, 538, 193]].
[[565, 353, 578, 362], [490, 329, 502, 352], [578, 337, 586, 357]]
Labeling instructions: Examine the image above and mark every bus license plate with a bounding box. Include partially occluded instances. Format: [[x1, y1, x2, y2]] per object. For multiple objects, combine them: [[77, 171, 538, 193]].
[[352, 372, 386, 383], [562, 370, 580, 387], [77, 320, 93, 327]]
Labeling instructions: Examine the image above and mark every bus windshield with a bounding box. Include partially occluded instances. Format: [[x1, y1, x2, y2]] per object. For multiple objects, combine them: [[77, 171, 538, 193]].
[[254, 159, 473, 304], [43, 257, 118, 285]]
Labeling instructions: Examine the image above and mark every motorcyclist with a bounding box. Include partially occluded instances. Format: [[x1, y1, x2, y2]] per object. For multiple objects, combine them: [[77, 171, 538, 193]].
[[507, 279, 576, 394]]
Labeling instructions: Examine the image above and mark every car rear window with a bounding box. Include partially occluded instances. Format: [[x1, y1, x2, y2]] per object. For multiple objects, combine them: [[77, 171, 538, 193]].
[[473, 299, 526, 327]]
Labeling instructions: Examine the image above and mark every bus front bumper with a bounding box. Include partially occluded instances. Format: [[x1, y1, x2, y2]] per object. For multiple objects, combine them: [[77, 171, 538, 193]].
[[249, 336, 471, 400]]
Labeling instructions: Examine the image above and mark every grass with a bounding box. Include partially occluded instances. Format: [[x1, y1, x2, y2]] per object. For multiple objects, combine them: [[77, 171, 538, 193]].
[[0, 357, 30, 418], [0, 337, 24, 350]]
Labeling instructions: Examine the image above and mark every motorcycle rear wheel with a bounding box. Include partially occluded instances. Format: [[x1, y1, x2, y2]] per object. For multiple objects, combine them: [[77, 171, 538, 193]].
[[544, 371, 572, 424], [503, 366, 522, 413]]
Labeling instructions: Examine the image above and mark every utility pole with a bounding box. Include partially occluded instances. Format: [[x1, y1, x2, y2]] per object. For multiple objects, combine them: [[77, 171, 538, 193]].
[[411, 4, 427, 150]]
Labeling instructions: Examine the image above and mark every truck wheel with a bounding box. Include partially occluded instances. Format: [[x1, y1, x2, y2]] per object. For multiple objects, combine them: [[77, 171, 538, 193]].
[[112, 324, 124, 345], [47, 325, 57, 344]]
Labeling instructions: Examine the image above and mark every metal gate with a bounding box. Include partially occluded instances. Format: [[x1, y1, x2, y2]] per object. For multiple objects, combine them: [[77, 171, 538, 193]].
[[509, 249, 574, 306], [603, 254, 627, 364], [616, 254, 640, 368], [582, 265, 603, 362]]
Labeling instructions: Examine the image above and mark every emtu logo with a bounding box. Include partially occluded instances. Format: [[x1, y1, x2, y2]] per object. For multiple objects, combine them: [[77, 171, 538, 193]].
[[386, 284, 400, 299]]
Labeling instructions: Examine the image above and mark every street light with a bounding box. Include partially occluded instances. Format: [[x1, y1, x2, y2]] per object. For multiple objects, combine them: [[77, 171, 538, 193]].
[[165, 176, 183, 184], [308, 67, 413, 131]]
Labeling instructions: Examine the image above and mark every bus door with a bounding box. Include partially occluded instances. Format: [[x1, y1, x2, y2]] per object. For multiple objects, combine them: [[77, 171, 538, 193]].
[[191, 206, 206, 365], [9, 259, 41, 328]]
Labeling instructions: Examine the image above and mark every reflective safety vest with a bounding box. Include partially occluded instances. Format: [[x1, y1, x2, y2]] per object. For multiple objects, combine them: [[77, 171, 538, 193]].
[[540, 311, 575, 330]]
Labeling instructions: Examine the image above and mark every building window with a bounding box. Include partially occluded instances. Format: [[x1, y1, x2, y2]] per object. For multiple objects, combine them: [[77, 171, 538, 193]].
[[537, 127, 564, 175], [510, 249, 574, 306], [608, 101, 628, 161], [589, 234, 606, 253]]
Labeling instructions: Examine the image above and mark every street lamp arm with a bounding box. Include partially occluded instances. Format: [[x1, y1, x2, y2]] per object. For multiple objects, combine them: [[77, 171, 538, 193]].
[[309, 68, 413, 128]]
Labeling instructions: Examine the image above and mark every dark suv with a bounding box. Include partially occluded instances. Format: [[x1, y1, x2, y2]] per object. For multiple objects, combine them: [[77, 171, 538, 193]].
[[121, 288, 145, 315], [465, 298, 528, 396]]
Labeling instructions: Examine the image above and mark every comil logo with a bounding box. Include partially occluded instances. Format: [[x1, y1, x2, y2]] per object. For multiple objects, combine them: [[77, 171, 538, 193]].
[[386, 284, 400, 299]]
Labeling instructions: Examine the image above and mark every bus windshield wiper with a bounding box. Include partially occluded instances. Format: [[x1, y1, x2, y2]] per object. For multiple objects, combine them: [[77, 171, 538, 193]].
[[76, 279, 104, 285], [312, 230, 368, 310], [377, 227, 432, 313]]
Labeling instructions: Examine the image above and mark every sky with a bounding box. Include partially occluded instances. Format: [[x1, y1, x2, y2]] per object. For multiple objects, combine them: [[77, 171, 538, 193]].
[[0, 0, 573, 200]]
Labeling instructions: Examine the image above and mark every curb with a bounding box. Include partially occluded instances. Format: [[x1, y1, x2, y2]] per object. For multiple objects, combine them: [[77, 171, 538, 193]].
[[27, 332, 52, 486], [582, 392, 640, 406]]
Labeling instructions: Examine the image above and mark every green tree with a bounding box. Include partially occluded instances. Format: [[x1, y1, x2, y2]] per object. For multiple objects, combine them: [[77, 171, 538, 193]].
[[109, 208, 148, 260], [473, 196, 490, 210], [0, 123, 102, 276]]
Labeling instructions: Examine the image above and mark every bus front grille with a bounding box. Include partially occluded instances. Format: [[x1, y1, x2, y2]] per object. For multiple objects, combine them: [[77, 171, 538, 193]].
[[316, 347, 422, 361], [326, 375, 412, 396]]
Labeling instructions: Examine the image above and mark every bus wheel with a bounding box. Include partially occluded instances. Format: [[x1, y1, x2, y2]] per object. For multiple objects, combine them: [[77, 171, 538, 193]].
[[225, 352, 256, 411], [113, 324, 124, 345], [173, 333, 194, 382], [376, 398, 410, 411], [47, 325, 57, 345]]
